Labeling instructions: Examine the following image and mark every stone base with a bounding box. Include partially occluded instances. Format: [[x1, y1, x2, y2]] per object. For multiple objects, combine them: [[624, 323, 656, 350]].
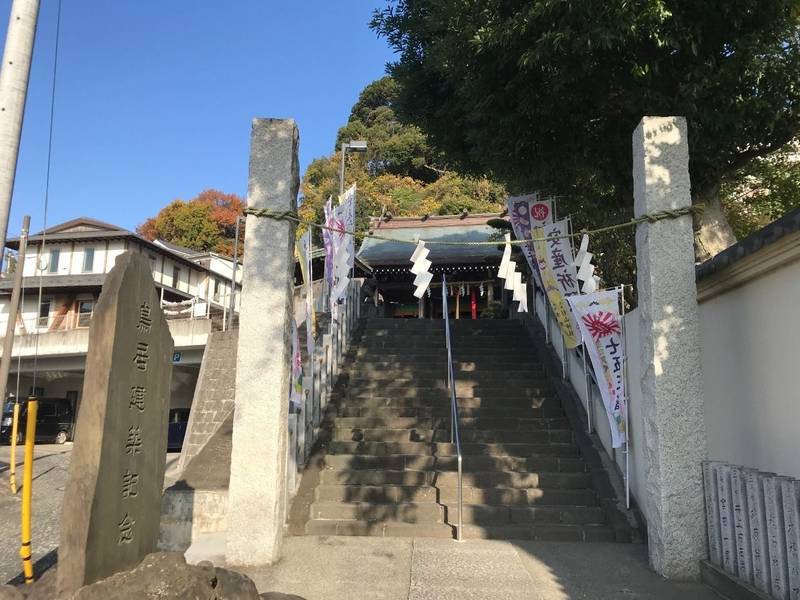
[[700, 560, 771, 600], [159, 488, 229, 552]]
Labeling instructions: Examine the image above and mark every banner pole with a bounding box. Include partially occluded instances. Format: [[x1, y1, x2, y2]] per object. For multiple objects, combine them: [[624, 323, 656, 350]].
[[619, 284, 631, 509], [582, 343, 592, 433]]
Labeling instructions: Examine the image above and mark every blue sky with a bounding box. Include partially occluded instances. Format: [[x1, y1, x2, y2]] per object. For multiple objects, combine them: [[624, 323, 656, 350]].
[[1, 0, 395, 236]]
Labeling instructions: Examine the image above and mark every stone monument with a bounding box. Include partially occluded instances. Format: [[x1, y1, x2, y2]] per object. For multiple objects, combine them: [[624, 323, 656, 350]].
[[227, 118, 299, 565], [633, 116, 708, 578], [57, 252, 173, 596]]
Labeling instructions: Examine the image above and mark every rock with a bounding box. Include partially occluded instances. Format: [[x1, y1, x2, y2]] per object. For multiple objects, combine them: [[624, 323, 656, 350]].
[[259, 594, 306, 600], [69, 552, 259, 600], [213, 567, 260, 599], [0, 584, 24, 600], [22, 568, 57, 600]]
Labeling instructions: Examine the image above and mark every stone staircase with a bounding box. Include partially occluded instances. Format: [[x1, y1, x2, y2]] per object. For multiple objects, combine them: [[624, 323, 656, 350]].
[[296, 318, 637, 542]]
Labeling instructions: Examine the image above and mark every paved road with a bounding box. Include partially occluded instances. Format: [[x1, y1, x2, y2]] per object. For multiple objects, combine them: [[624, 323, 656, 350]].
[[0, 443, 70, 584], [246, 535, 723, 600], [0, 444, 182, 585]]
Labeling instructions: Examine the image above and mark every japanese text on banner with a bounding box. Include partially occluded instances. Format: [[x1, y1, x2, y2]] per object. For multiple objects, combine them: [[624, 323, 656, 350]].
[[567, 290, 627, 447], [532, 222, 580, 348]]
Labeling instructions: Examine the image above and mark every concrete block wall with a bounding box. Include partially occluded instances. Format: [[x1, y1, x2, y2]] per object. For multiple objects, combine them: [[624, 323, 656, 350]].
[[178, 330, 238, 472]]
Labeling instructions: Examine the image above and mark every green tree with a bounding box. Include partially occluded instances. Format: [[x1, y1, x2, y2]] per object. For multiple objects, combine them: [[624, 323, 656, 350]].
[[138, 189, 245, 255], [300, 77, 506, 242], [372, 0, 800, 259], [721, 141, 800, 238]]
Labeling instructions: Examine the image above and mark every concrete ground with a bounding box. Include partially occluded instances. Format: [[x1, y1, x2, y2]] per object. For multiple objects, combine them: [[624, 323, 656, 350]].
[[244, 535, 723, 600], [0, 444, 182, 584]]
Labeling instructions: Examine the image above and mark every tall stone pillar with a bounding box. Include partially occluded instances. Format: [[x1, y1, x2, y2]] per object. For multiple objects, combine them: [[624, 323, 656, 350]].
[[633, 116, 707, 579], [227, 119, 299, 565]]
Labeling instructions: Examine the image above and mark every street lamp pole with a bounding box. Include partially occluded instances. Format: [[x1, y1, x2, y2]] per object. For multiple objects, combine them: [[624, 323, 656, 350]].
[[339, 140, 367, 197]]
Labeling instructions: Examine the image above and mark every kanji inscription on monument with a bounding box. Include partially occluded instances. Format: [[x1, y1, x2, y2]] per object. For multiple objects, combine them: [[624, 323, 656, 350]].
[[58, 252, 173, 596]]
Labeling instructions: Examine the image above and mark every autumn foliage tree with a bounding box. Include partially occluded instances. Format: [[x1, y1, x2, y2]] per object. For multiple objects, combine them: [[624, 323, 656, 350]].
[[137, 189, 245, 256]]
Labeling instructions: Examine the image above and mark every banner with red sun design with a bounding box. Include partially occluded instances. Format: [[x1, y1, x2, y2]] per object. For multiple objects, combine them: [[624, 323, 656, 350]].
[[567, 290, 627, 447]]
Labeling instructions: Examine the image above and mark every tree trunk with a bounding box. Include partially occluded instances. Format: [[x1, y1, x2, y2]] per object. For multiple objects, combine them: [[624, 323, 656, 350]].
[[692, 184, 737, 263]]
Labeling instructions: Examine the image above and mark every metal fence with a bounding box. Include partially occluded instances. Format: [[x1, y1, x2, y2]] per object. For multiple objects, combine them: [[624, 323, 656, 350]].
[[703, 461, 800, 599]]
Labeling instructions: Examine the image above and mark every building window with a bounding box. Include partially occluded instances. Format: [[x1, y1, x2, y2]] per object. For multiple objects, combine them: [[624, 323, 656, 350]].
[[48, 249, 60, 273], [172, 266, 181, 288], [28, 386, 44, 398], [77, 300, 94, 328], [213, 279, 220, 301], [82, 247, 95, 272], [38, 298, 52, 327]]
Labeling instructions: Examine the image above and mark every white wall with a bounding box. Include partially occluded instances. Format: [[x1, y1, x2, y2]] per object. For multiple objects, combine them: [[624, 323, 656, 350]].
[[699, 257, 800, 479]]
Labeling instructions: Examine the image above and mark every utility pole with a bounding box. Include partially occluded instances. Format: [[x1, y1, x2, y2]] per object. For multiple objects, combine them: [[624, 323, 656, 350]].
[[0, 0, 40, 267], [0, 215, 30, 398]]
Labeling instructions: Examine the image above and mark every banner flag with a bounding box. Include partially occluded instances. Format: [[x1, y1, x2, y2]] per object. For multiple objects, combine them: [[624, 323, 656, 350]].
[[323, 197, 335, 293], [297, 231, 316, 360], [567, 290, 627, 448], [330, 184, 357, 305], [507, 193, 553, 288], [532, 221, 580, 348], [339, 184, 356, 270], [290, 319, 304, 411]]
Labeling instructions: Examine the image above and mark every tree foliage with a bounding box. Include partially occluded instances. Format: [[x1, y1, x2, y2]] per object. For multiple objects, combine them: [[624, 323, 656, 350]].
[[300, 77, 506, 241], [137, 189, 245, 256], [721, 141, 800, 238], [371, 0, 800, 257]]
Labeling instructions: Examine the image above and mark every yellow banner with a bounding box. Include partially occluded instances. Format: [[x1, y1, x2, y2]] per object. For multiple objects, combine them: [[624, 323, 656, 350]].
[[532, 228, 579, 348]]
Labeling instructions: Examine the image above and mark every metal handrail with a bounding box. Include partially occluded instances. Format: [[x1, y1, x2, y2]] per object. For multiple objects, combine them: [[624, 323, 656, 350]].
[[441, 274, 463, 541]]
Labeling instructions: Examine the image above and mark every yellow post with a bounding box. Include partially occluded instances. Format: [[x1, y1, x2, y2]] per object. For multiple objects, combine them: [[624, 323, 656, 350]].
[[9, 401, 19, 493], [19, 397, 36, 584]]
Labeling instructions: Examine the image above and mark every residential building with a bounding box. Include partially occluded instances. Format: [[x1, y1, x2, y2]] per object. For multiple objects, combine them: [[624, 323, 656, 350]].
[[0, 217, 242, 415]]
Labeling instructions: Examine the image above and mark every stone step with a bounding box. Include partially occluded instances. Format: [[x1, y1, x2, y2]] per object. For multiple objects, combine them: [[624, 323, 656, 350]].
[[314, 484, 439, 503], [344, 373, 548, 386], [336, 405, 562, 420], [459, 523, 617, 542], [359, 340, 533, 351], [341, 386, 554, 399], [327, 441, 581, 458], [439, 486, 599, 507], [307, 501, 606, 528], [335, 396, 561, 412], [348, 366, 547, 379], [343, 380, 551, 393], [313, 484, 598, 507], [354, 350, 539, 361], [353, 360, 544, 372], [304, 519, 454, 538], [303, 519, 615, 542], [322, 453, 587, 473], [309, 500, 442, 524], [442, 503, 606, 526], [333, 427, 575, 445], [319, 469, 591, 490], [333, 416, 570, 431], [363, 319, 522, 330]]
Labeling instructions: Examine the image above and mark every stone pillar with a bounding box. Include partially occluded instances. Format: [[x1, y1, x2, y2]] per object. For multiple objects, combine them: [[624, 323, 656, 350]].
[[227, 118, 299, 565], [633, 116, 707, 579]]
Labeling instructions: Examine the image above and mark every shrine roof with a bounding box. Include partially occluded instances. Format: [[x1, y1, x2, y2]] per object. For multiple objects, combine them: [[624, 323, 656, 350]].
[[357, 213, 507, 266]]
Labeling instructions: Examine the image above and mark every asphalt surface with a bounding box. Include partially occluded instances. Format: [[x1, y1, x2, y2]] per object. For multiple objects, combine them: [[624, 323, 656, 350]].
[[0, 445, 182, 585], [0, 443, 70, 585]]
